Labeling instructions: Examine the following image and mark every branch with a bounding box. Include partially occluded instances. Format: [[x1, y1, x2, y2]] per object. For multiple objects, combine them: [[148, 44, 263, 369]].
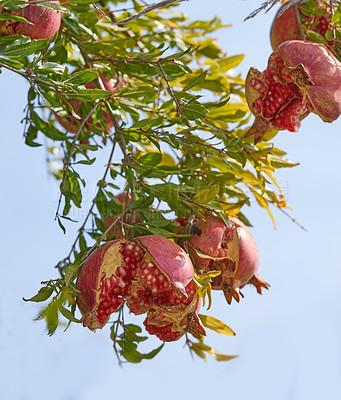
[[64, 140, 117, 262], [55, 100, 102, 219], [157, 60, 186, 123], [115, 0, 186, 25]]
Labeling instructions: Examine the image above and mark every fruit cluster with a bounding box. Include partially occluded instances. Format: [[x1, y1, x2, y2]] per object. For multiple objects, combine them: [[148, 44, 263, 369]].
[[75, 192, 268, 343]]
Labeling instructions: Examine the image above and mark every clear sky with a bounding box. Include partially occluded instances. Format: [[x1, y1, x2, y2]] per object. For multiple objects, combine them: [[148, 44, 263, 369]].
[[1, 1, 341, 399]]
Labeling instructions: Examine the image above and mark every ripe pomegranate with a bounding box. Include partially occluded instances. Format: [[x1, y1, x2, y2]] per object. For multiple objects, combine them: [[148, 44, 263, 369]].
[[186, 216, 268, 304], [76, 235, 206, 342], [55, 74, 124, 134], [0, 0, 61, 40], [270, 1, 332, 52], [245, 40, 341, 143]]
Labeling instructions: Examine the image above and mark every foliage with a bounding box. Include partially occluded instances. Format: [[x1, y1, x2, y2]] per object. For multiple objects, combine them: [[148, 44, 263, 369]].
[[1, 0, 325, 364]]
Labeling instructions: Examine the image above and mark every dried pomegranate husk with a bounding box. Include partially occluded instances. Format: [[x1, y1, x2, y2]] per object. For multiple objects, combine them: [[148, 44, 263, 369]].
[[0, 1, 61, 40], [245, 40, 341, 142], [187, 216, 268, 304], [76, 235, 206, 342]]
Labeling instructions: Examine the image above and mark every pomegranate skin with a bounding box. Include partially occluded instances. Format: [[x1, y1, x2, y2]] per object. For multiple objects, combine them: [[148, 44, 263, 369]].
[[136, 235, 194, 296], [228, 217, 259, 289], [270, 4, 301, 52], [187, 216, 228, 273], [76, 240, 123, 330], [0, 1, 61, 40], [270, 2, 332, 52], [278, 40, 341, 123], [187, 216, 268, 304]]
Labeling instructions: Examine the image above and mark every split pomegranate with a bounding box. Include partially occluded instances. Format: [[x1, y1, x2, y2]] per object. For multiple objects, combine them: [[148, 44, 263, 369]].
[[245, 40, 341, 143], [55, 74, 125, 134], [76, 235, 206, 342], [0, 0, 61, 40], [186, 216, 268, 304], [270, 1, 332, 52]]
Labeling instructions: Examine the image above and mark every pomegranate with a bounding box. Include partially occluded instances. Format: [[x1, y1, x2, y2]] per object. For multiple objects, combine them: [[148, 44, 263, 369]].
[[104, 192, 141, 239], [76, 235, 206, 342], [0, 0, 61, 40], [186, 216, 268, 304], [245, 40, 341, 143], [270, 1, 332, 52], [55, 74, 125, 134]]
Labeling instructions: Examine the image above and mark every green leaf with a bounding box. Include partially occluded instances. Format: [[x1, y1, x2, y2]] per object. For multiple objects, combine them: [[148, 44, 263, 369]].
[[118, 86, 157, 99], [181, 71, 207, 92], [199, 315, 235, 336], [0, 13, 33, 24], [74, 158, 96, 165], [65, 89, 113, 101], [0, 56, 23, 70], [57, 217, 66, 234], [65, 69, 99, 86], [0, 37, 49, 57], [23, 286, 54, 303], [137, 152, 162, 166], [141, 344, 164, 360], [64, 261, 82, 287], [304, 30, 327, 44], [181, 102, 207, 120], [36, 299, 59, 336], [59, 305, 80, 323]]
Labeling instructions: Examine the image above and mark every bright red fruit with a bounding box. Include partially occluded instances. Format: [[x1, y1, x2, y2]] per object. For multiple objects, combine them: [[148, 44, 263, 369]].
[[245, 40, 341, 143], [76, 236, 206, 342], [0, 0, 61, 40]]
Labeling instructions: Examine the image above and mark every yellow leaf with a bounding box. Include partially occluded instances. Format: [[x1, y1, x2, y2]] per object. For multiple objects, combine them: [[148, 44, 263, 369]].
[[199, 314, 235, 336], [160, 152, 176, 166], [195, 342, 238, 362], [206, 348, 238, 362], [192, 184, 220, 204], [249, 187, 276, 228]]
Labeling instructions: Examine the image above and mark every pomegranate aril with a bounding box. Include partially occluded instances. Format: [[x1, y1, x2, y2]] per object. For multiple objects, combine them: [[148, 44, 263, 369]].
[[144, 320, 181, 342]]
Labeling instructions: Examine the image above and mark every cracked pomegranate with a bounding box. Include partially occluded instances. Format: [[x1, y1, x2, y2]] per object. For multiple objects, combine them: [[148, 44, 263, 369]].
[[76, 235, 206, 342], [245, 40, 341, 143], [0, 0, 61, 40], [186, 216, 268, 304], [270, 1, 332, 52]]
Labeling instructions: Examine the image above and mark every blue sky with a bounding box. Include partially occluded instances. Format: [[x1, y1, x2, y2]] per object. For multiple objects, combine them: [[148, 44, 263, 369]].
[[1, 1, 341, 399]]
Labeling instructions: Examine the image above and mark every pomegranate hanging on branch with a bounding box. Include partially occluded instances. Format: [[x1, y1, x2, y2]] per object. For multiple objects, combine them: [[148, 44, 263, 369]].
[[245, 40, 341, 143], [76, 235, 206, 342], [0, 0, 61, 40], [186, 216, 269, 304]]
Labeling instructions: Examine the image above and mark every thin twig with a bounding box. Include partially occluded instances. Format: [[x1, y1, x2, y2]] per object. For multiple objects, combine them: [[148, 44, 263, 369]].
[[294, 3, 306, 40], [55, 100, 102, 219], [157, 60, 186, 122], [276, 206, 307, 231], [65, 140, 117, 261], [115, 0, 186, 25]]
